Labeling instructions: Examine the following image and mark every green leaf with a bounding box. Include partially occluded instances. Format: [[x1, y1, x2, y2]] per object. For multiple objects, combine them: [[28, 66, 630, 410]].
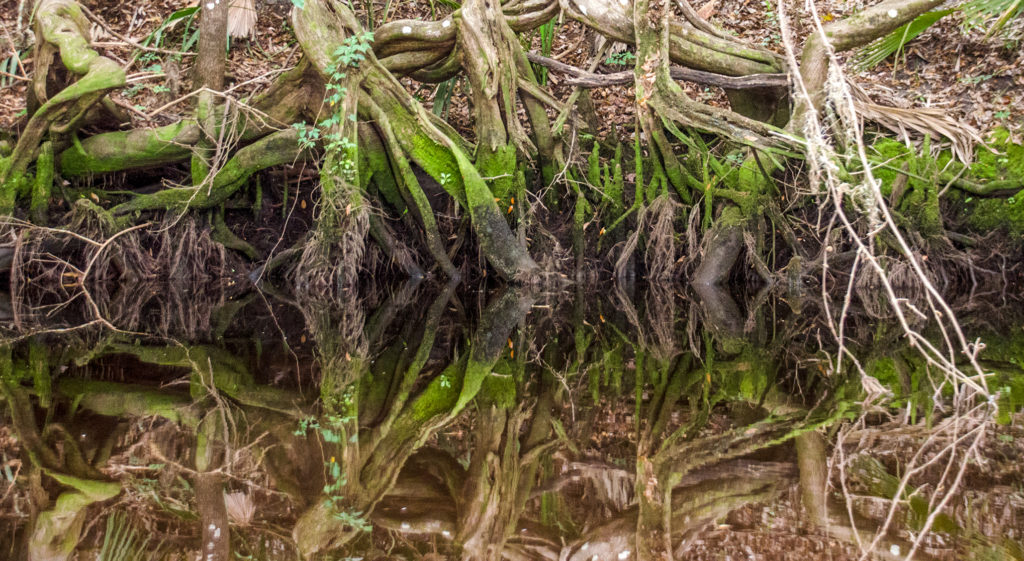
[[963, 0, 1024, 37], [291, 0, 305, 8], [851, 10, 954, 72]]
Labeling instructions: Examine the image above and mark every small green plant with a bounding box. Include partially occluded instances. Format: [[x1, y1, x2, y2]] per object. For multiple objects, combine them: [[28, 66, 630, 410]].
[[141, 6, 200, 59], [98, 512, 159, 561], [762, 0, 778, 25], [432, 77, 457, 118], [1, 50, 25, 89], [121, 79, 172, 102], [293, 413, 355, 443], [535, 19, 556, 85], [604, 51, 636, 66], [962, 0, 1024, 38], [960, 73, 995, 85], [995, 109, 1011, 120]]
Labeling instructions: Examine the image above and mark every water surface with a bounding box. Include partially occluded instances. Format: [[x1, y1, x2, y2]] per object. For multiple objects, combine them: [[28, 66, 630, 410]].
[[1, 282, 1022, 560]]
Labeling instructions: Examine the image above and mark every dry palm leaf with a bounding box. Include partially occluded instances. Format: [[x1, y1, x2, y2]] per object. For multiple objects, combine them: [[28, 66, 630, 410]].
[[848, 80, 984, 165], [228, 0, 257, 39]]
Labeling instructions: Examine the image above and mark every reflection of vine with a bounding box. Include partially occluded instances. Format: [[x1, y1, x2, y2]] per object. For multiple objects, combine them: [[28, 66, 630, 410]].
[[293, 410, 370, 530]]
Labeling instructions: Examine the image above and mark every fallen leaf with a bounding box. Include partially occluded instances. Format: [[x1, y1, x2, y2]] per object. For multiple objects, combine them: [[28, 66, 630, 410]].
[[697, 0, 718, 19]]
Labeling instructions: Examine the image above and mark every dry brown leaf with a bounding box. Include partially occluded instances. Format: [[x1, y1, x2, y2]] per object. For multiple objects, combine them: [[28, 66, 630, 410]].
[[697, 0, 719, 20], [849, 79, 984, 164]]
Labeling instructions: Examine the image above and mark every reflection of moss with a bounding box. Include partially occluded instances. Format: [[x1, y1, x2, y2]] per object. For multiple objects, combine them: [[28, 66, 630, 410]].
[[865, 355, 934, 423], [976, 328, 1024, 424], [715, 345, 772, 401], [851, 455, 958, 535]]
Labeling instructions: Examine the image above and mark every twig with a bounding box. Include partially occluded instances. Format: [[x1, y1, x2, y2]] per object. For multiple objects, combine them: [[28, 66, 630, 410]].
[[526, 52, 789, 90], [0, 68, 29, 83], [110, 96, 151, 120], [79, 4, 196, 57]]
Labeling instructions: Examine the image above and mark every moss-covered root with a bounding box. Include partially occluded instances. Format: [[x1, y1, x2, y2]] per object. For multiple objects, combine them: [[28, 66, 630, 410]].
[[2, 0, 126, 188], [31, 142, 55, 224], [458, 0, 534, 199], [363, 100, 458, 279], [293, 0, 538, 280], [110, 128, 306, 215]]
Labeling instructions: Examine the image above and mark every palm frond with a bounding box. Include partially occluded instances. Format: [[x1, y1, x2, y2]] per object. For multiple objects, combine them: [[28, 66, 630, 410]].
[[850, 9, 954, 72], [963, 0, 1024, 37], [849, 81, 984, 165], [228, 0, 258, 39], [225, 491, 255, 526]]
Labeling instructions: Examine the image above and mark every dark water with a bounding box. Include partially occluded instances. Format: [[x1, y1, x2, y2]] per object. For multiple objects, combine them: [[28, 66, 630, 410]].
[[1, 282, 1022, 560]]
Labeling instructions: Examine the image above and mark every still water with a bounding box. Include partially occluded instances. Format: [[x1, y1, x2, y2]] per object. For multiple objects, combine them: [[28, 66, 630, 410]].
[[1, 281, 1022, 560]]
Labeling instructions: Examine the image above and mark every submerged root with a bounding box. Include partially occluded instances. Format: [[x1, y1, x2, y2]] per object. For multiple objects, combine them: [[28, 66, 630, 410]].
[[292, 188, 369, 292], [613, 195, 682, 281], [645, 195, 682, 281]]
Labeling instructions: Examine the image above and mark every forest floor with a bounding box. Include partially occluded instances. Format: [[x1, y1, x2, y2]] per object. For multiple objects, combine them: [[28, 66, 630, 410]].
[[1, 0, 1021, 144]]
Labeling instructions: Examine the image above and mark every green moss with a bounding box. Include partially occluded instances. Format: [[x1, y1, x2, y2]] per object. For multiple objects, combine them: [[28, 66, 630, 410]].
[[31, 142, 54, 224], [717, 204, 747, 229], [59, 121, 198, 177], [477, 141, 518, 200], [868, 137, 913, 196], [966, 127, 1024, 182], [867, 137, 944, 237], [587, 142, 601, 187], [606, 143, 624, 212], [0, 156, 20, 214]]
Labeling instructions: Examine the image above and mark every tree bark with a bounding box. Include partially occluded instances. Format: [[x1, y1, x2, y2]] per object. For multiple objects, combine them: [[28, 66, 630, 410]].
[[195, 0, 229, 91]]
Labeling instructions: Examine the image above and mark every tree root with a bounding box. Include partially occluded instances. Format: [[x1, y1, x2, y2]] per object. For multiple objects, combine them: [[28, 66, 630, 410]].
[[2, 0, 126, 207], [110, 128, 307, 215]]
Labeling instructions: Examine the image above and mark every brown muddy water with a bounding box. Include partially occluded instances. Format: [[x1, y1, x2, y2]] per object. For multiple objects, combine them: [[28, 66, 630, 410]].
[[1, 281, 1023, 561]]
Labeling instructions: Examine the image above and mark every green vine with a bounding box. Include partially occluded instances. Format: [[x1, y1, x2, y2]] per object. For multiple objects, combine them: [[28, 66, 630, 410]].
[[293, 31, 374, 183]]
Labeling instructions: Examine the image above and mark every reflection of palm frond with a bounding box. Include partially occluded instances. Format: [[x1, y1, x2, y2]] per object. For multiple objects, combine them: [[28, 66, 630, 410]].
[[850, 9, 954, 72], [225, 491, 255, 526], [98, 512, 152, 561]]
